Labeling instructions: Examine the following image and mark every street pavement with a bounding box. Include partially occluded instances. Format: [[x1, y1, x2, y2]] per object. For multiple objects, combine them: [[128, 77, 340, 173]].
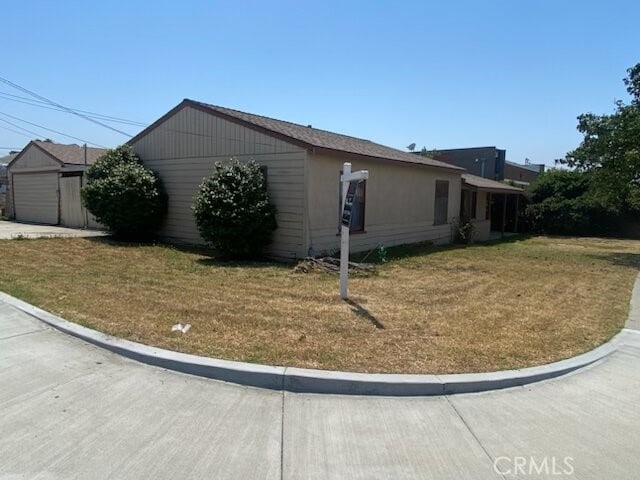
[[1, 300, 639, 479], [0, 220, 106, 239]]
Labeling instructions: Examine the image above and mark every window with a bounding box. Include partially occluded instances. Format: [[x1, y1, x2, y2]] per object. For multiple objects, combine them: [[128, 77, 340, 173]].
[[470, 191, 477, 220], [259, 166, 268, 190], [460, 190, 477, 220], [338, 176, 366, 233], [434, 180, 449, 225], [485, 192, 491, 220]]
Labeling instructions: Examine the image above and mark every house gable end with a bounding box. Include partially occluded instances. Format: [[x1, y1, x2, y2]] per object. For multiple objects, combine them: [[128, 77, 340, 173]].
[[8, 142, 64, 171]]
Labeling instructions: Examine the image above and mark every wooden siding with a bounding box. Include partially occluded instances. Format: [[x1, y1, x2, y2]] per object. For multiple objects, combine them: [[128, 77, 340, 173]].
[[9, 146, 60, 171], [60, 176, 85, 228], [130, 106, 307, 259], [307, 153, 462, 255]]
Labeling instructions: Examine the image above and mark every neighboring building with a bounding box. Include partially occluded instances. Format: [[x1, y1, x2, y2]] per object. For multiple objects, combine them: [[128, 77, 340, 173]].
[[432, 147, 544, 185], [128, 99, 521, 260], [504, 160, 545, 186], [433, 147, 506, 180], [1, 151, 18, 215], [6, 141, 106, 227]]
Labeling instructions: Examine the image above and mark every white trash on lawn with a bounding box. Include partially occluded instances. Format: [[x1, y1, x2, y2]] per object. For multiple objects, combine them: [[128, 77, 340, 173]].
[[171, 323, 192, 334]]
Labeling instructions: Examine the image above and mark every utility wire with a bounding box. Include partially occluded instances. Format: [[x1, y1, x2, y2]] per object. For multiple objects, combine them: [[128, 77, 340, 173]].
[[0, 123, 34, 139], [0, 91, 148, 127], [0, 117, 44, 138], [0, 75, 133, 136], [0, 146, 22, 150], [0, 111, 105, 147]]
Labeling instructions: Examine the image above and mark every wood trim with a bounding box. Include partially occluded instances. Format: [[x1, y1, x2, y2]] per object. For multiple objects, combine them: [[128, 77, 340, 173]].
[[9, 166, 60, 174]]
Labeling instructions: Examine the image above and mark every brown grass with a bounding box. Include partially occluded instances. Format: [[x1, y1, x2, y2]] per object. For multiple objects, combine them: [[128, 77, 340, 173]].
[[0, 235, 638, 374]]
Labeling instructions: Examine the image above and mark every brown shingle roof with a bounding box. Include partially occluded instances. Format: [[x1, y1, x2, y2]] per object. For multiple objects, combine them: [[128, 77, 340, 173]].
[[462, 173, 523, 194], [130, 99, 463, 172], [33, 141, 106, 165]]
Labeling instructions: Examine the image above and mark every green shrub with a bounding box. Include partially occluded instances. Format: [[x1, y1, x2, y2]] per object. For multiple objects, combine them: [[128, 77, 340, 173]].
[[192, 160, 277, 259], [82, 145, 167, 240], [524, 169, 612, 235], [453, 217, 475, 244]]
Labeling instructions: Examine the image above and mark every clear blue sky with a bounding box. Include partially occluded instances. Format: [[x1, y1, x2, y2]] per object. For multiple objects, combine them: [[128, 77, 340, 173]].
[[1, 0, 638, 166]]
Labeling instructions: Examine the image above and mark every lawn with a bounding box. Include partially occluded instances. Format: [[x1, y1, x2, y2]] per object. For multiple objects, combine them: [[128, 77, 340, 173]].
[[0, 235, 638, 374]]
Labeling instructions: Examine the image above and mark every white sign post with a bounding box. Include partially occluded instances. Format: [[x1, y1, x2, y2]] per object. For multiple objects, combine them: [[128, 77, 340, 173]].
[[340, 162, 369, 299]]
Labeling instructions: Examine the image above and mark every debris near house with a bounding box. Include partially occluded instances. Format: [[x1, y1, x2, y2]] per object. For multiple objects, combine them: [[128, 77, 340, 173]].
[[294, 257, 376, 276], [171, 323, 191, 333]]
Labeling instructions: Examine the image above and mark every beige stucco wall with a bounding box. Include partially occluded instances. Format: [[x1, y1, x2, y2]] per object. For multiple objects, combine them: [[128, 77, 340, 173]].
[[130, 106, 308, 260], [306, 153, 462, 254]]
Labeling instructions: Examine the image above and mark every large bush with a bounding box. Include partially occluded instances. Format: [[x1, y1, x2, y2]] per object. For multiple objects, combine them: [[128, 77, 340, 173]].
[[82, 145, 167, 239], [192, 160, 277, 259], [525, 169, 613, 235]]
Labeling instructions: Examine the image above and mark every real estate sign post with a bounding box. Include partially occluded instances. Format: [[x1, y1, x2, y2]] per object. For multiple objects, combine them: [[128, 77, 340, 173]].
[[340, 162, 369, 299]]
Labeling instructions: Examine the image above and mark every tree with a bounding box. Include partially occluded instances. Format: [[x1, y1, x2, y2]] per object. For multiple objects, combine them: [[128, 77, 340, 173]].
[[192, 160, 277, 259], [561, 63, 640, 211], [524, 170, 603, 235], [82, 146, 167, 240], [419, 147, 441, 158]]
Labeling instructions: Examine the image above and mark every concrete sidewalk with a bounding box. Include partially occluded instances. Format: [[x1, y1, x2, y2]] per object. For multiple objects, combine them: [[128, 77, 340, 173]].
[[0, 220, 106, 239], [1, 301, 640, 479]]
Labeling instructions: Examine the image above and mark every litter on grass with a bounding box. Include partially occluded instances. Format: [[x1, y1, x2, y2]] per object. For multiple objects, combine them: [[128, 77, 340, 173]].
[[171, 323, 191, 333]]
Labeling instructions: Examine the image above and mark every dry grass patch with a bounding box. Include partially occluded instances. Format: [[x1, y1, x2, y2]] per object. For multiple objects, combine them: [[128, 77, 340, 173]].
[[0, 235, 638, 374]]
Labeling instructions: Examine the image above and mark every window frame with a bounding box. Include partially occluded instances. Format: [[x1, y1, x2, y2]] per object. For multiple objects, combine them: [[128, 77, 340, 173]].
[[258, 165, 268, 190], [433, 179, 449, 226], [470, 191, 477, 220]]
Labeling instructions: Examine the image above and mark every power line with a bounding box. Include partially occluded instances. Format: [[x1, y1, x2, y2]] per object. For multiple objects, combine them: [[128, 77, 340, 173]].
[[0, 75, 133, 136], [0, 123, 34, 139], [0, 146, 22, 150], [0, 117, 44, 138], [0, 111, 105, 147], [0, 91, 148, 127]]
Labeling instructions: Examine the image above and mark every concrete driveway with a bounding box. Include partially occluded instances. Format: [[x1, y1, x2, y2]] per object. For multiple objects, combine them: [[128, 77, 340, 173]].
[[0, 220, 106, 239], [1, 301, 639, 479]]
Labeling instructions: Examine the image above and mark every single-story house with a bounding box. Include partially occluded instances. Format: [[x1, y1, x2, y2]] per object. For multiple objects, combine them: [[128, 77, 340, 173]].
[[6, 140, 106, 228], [129, 99, 521, 260]]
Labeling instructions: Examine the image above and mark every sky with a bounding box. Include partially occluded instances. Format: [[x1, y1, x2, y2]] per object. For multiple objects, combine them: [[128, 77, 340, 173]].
[[1, 0, 639, 166]]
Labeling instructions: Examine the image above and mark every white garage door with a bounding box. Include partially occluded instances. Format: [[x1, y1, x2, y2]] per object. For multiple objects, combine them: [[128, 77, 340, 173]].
[[13, 172, 59, 224]]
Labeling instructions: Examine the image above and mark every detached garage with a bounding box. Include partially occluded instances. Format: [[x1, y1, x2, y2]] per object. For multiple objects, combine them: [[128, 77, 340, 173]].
[[7, 140, 106, 228]]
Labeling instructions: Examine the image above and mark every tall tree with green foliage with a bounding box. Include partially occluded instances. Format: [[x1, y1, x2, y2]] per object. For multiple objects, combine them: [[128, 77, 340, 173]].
[[560, 63, 640, 211]]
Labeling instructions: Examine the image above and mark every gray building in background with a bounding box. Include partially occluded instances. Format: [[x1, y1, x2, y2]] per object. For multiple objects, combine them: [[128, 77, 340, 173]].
[[0, 151, 18, 215], [432, 146, 544, 185], [504, 160, 545, 185], [433, 147, 506, 180]]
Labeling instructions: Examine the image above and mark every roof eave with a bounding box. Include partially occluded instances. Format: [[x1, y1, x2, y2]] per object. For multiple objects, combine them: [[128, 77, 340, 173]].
[[128, 99, 316, 152], [312, 147, 465, 173]]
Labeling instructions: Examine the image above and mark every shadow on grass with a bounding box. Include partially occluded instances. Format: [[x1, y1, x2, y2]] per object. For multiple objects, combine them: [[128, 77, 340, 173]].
[[352, 234, 532, 264], [85, 236, 286, 269], [344, 299, 384, 330], [588, 252, 640, 269]]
